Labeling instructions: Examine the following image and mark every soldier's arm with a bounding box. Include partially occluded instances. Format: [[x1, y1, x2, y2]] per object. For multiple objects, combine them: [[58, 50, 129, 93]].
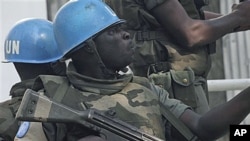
[[179, 86, 250, 140], [151, 0, 250, 48]]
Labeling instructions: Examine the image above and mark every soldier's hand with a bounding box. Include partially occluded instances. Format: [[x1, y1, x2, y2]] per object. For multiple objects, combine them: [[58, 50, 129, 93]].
[[232, 1, 250, 28]]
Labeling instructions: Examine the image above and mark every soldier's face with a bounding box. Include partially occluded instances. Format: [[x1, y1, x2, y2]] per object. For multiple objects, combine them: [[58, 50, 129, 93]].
[[94, 24, 134, 71]]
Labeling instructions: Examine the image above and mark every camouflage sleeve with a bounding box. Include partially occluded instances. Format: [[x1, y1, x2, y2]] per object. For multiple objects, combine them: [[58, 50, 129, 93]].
[[142, 0, 167, 10], [149, 83, 191, 118], [0, 97, 21, 141]]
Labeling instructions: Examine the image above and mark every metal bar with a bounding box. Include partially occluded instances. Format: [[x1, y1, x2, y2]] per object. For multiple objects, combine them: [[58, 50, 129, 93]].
[[207, 79, 250, 92]]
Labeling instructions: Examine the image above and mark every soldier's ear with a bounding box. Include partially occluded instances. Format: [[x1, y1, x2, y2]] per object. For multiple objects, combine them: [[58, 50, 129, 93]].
[[84, 44, 94, 54]]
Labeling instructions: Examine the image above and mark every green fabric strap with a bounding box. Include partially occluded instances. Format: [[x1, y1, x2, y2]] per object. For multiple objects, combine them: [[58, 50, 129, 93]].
[[160, 103, 199, 141], [52, 80, 69, 103]]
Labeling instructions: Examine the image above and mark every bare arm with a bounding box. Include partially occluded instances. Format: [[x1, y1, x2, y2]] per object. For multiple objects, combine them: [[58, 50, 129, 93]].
[[180, 86, 250, 140], [151, 0, 250, 48]]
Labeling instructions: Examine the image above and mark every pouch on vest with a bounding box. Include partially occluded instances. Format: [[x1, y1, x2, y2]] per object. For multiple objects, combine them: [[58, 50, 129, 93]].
[[148, 67, 197, 108]]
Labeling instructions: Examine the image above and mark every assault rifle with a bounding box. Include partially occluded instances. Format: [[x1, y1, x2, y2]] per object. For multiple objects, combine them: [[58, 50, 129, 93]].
[[16, 89, 164, 141]]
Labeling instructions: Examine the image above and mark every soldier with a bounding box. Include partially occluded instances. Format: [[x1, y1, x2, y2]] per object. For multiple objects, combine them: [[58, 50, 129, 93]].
[[0, 18, 66, 141], [104, 0, 250, 115], [15, 0, 250, 141]]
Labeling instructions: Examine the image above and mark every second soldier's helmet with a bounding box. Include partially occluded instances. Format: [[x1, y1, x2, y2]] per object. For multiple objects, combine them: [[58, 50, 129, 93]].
[[53, 0, 125, 56], [3, 18, 63, 63]]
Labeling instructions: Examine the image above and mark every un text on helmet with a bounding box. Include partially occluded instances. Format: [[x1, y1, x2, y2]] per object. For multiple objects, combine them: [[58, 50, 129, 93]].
[[5, 40, 20, 55]]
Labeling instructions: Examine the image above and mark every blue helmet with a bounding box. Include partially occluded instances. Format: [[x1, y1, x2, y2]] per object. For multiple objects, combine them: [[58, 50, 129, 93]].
[[3, 18, 63, 63], [53, 0, 125, 56]]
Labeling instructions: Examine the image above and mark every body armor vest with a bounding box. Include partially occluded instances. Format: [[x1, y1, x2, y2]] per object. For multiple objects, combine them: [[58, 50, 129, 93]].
[[33, 75, 166, 140]]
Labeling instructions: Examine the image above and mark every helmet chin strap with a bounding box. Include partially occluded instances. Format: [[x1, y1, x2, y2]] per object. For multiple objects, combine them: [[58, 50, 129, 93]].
[[85, 39, 117, 79]]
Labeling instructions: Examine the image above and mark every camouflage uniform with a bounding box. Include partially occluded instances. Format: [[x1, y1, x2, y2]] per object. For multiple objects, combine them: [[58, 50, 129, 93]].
[[21, 62, 189, 141], [105, 0, 214, 114], [0, 79, 35, 141]]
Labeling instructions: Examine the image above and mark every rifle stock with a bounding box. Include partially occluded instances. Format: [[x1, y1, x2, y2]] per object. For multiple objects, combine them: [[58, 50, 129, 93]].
[[16, 89, 164, 141]]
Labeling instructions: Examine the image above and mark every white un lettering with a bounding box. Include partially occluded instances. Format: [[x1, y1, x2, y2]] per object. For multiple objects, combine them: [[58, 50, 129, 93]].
[[5, 40, 20, 55]]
